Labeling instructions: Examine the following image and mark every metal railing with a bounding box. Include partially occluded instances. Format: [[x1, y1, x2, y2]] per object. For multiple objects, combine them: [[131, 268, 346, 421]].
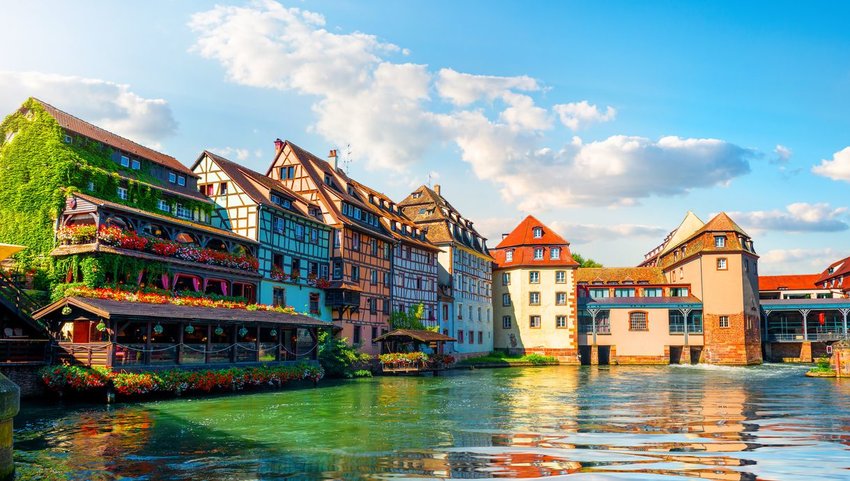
[[767, 332, 848, 342]]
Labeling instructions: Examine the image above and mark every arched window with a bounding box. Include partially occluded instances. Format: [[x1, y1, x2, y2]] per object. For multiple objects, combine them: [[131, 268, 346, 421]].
[[206, 239, 227, 252], [105, 215, 131, 231]]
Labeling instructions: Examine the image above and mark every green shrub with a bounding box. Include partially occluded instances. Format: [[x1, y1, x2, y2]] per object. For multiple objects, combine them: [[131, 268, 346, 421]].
[[318, 330, 372, 378], [352, 369, 372, 378]]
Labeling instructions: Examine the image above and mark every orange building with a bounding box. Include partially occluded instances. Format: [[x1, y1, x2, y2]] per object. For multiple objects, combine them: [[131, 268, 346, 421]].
[[266, 141, 393, 352]]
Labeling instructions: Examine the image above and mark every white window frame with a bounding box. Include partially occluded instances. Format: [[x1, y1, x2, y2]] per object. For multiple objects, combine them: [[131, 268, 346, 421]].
[[131, 159, 140, 170], [502, 316, 511, 329], [533, 248, 544, 260], [168, 172, 177, 183], [157, 200, 170, 212], [555, 271, 566, 283], [117, 187, 128, 200], [533, 227, 543, 238], [550, 247, 560, 260], [120, 155, 130, 168]]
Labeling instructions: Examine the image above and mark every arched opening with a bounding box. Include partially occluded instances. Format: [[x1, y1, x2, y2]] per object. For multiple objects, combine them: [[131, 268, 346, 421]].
[[173, 274, 202, 293], [232, 283, 257, 302], [174, 232, 199, 246], [104, 215, 132, 231], [206, 239, 228, 252], [204, 278, 229, 296], [233, 244, 250, 257], [143, 223, 170, 240], [64, 213, 96, 227]]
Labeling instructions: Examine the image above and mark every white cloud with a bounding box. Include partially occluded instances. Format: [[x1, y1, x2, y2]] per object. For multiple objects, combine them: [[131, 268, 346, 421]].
[[772, 144, 792, 165], [553, 101, 616, 130], [549, 222, 667, 245], [727, 202, 848, 233], [812, 146, 850, 182], [0, 71, 178, 148], [210, 146, 250, 161], [759, 247, 849, 275], [189, 0, 754, 208]]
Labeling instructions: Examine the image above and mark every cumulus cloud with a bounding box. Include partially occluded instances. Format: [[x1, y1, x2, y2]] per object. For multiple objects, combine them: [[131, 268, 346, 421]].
[[812, 146, 850, 182], [189, 0, 754, 208], [209, 146, 251, 161], [549, 222, 667, 245], [553, 101, 616, 130], [759, 247, 849, 275], [772, 144, 792, 165], [727, 203, 849, 233], [0, 71, 177, 148]]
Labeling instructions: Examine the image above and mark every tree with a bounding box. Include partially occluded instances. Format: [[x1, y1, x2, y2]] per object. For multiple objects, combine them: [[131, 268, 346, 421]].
[[318, 330, 371, 378], [389, 303, 437, 331], [572, 252, 602, 268]]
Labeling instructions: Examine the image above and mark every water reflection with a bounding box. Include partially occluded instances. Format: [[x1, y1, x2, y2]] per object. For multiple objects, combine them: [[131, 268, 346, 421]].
[[14, 365, 850, 480]]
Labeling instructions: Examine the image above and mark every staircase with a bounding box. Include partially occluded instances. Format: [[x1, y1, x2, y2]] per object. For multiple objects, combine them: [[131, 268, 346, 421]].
[[0, 271, 48, 335]]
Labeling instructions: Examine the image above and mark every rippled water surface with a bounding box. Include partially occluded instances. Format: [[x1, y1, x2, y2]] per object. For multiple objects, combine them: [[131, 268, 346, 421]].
[[14, 364, 850, 480]]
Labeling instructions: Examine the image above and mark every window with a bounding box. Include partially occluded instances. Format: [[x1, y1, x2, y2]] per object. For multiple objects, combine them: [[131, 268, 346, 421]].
[[505, 250, 513, 262], [744, 259, 749, 273], [272, 288, 286, 307], [478, 331, 483, 344], [120, 155, 130, 168], [533, 227, 543, 238], [117, 187, 128, 200], [383, 243, 391, 259], [352, 235, 360, 251], [351, 265, 360, 282], [280, 166, 295, 179], [502, 316, 512, 329], [169, 172, 177, 183], [469, 305, 473, 320], [529, 292, 540, 305], [670, 287, 689, 297], [383, 272, 391, 286], [157, 200, 170, 212], [383, 299, 390, 314], [176, 175, 185, 187], [63, 134, 72, 144], [458, 304, 463, 319], [717, 258, 728, 270], [457, 330, 464, 343], [87, 181, 95, 192], [556, 315, 567, 328], [530, 315, 541, 328], [353, 326, 361, 344], [175, 204, 192, 220], [369, 297, 377, 314], [533, 248, 544, 260], [719, 315, 730, 328], [556, 292, 566, 305], [529, 271, 540, 284], [643, 288, 662, 297], [477, 307, 482, 321], [629, 312, 648, 331], [332, 260, 343, 280], [371, 326, 378, 340], [589, 288, 609, 299], [502, 272, 511, 285], [443, 305, 450, 321], [290, 258, 301, 280], [371, 239, 377, 256], [614, 288, 635, 297], [219, 182, 228, 195], [714, 235, 726, 248], [131, 159, 140, 170], [555, 271, 566, 284], [274, 216, 284, 234], [550, 247, 561, 260], [371, 269, 378, 285]]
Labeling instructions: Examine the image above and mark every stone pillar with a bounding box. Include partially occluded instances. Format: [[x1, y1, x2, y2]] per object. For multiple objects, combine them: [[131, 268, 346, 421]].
[[0, 374, 20, 481], [800, 341, 813, 363], [831, 340, 850, 377], [679, 346, 691, 365], [590, 345, 599, 365]]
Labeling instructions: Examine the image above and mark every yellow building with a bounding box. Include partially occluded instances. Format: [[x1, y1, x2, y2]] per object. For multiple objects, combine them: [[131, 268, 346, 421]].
[[492, 216, 580, 363]]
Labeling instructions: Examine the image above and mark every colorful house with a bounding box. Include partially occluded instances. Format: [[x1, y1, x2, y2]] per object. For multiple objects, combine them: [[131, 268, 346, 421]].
[[192, 151, 332, 320], [492, 216, 580, 363], [399, 185, 494, 357], [266, 141, 393, 353]]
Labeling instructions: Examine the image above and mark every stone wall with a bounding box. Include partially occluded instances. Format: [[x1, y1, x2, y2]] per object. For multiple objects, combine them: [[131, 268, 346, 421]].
[[0, 364, 46, 399], [506, 347, 579, 365], [0, 374, 20, 481], [702, 312, 762, 365]]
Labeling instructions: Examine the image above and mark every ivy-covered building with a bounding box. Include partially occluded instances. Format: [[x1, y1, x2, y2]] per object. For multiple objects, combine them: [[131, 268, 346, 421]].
[[0, 98, 262, 302], [192, 151, 332, 321]]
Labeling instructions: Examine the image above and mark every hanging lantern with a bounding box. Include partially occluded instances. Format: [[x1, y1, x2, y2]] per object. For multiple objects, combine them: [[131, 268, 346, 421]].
[[214, 326, 224, 336], [95, 321, 107, 332], [238, 327, 248, 338], [269, 329, 277, 337], [61, 306, 72, 316], [185, 324, 195, 334], [153, 323, 164, 335]]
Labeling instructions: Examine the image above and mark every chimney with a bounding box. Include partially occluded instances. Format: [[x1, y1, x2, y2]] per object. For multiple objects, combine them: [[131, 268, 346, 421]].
[[434, 184, 441, 195], [328, 149, 338, 170], [502, 233, 509, 240], [274, 138, 284, 153]]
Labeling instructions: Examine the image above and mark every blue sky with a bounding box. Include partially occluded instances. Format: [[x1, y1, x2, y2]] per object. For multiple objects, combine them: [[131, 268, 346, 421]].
[[2, 1, 849, 273]]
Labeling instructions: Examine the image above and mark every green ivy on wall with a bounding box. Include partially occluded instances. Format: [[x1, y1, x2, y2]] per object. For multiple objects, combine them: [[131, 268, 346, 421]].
[[0, 98, 211, 283], [53, 253, 169, 298]]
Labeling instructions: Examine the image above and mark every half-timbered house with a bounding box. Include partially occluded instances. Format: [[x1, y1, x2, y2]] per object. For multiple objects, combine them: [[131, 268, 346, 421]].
[[266, 141, 393, 353], [399, 185, 494, 357], [192, 151, 332, 320], [348, 180, 440, 327]]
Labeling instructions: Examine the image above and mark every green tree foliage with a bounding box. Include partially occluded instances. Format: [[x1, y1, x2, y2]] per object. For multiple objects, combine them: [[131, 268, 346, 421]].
[[318, 330, 372, 378], [572, 252, 602, 268], [389, 303, 436, 331]]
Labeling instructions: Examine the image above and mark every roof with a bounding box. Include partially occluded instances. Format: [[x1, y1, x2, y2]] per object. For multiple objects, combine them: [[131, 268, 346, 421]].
[[196, 151, 322, 224], [32, 98, 195, 177], [816, 255, 850, 286], [373, 329, 456, 343], [761, 298, 850, 310], [759, 274, 821, 292], [578, 296, 703, 309], [495, 215, 570, 248], [575, 267, 666, 284], [72, 192, 257, 244], [33, 297, 329, 327], [398, 185, 491, 258], [656, 211, 705, 258]]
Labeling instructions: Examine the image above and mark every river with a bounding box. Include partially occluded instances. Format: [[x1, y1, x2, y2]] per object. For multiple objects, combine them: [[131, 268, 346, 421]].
[[13, 364, 850, 480]]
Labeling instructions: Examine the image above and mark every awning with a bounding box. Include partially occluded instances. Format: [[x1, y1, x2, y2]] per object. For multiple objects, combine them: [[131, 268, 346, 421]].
[[0, 244, 25, 261]]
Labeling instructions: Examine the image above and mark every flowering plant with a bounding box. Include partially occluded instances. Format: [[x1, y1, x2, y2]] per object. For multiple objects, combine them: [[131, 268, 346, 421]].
[[270, 266, 288, 282], [57, 224, 98, 244], [428, 354, 456, 368], [379, 352, 429, 369]]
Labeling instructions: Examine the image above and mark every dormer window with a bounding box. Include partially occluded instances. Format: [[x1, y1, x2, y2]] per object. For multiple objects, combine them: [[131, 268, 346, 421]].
[[714, 235, 726, 248], [506, 250, 514, 262], [324, 173, 333, 186], [177, 175, 186, 187], [550, 247, 561, 260], [533, 248, 544, 260], [131, 159, 140, 170], [533, 227, 543, 238], [120, 155, 130, 168], [168, 172, 177, 184]]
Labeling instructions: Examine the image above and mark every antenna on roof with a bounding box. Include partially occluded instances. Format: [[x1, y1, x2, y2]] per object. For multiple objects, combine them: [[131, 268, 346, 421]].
[[340, 143, 352, 175], [427, 172, 433, 187]]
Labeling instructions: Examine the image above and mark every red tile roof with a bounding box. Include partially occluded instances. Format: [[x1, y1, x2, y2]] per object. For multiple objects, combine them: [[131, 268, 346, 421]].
[[816, 255, 850, 289], [758, 274, 820, 291], [575, 267, 666, 284], [33, 98, 195, 176], [492, 216, 578, 268]]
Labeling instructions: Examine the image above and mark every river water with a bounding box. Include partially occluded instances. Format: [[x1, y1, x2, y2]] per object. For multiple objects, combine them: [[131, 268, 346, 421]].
[[13, 364, 850, 480]]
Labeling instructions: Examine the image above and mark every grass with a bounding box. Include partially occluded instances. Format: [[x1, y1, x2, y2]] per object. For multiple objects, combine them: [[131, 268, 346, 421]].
[[808, 356, 836, 376], [459, 351, 558, 366]]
